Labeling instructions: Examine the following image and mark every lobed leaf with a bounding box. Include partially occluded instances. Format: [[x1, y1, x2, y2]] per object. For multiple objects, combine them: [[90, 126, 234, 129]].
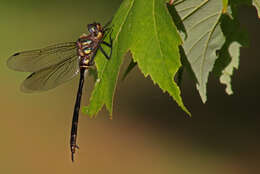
[[84, 0, 190, 117]]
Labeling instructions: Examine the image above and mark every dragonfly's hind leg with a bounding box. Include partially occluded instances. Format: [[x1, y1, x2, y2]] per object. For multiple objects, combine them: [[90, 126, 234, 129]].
[[88, 50, 98, 66]]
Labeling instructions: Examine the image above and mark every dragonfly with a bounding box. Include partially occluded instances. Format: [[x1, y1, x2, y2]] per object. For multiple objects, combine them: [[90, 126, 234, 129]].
[[7, 22, 113, 161]]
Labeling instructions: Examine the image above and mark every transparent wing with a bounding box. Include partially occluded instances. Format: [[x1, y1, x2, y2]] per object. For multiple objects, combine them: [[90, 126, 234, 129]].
[[7, 42, 77, 72], [21, 55, 79, 92]]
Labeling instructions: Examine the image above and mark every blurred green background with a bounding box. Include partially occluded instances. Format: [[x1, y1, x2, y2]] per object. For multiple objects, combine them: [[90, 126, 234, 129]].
[[0, 0, 259, 173]]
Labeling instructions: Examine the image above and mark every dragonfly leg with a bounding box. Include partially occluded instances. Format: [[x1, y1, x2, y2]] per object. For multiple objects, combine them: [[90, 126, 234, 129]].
[[99, 45, 111, 60], [101, 31, 113, 47], [88, 50, 98, 66], [100, 33, 113, 59]]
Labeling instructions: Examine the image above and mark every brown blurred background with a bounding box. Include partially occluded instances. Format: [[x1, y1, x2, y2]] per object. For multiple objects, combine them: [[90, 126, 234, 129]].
[[0, 0, 259, 173]]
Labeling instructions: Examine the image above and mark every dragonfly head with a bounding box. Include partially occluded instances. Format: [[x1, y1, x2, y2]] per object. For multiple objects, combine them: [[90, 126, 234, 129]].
[[88, 22, 103, 37]]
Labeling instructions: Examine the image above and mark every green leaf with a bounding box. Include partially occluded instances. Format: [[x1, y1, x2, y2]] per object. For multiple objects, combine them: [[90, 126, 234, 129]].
[[83, 0, 134, 117], [84, 0, 190, 117], [122, 57, 137, 81], [88, 68, 98, 81], [174, 0, 225, 103]]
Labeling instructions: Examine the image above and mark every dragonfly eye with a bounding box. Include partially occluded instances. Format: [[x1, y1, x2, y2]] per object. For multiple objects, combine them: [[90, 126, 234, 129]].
[[91, 27, 96, 32], [88, 25, 96, 34]]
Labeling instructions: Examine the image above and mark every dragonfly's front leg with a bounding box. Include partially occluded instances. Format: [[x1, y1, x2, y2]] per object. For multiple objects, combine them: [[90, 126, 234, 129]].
[[100, 32, 113, 60]]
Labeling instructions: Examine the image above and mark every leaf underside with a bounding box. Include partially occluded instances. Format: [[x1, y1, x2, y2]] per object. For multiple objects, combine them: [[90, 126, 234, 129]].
[[219, 42, 241, 94], [174, 0, 225, 103], [253, 0, 260, 18]]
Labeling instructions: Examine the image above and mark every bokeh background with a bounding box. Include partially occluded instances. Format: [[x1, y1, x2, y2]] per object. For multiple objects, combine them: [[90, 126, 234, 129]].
[[0, 0, 259, 173]]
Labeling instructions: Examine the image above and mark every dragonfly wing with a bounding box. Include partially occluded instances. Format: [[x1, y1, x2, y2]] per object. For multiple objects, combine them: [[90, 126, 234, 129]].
[[21, 55, 79, 92], [7, 42, 77, 72]]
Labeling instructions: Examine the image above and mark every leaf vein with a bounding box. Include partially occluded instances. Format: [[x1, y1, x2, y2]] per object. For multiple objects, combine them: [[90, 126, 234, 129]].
[[182, 0, 209, 21], [187, 12, 219, 33], [200, 13, 222, 84], [152, 0, 175, 92], [187, 30, 210, 55], [97, 0, 135, 86]]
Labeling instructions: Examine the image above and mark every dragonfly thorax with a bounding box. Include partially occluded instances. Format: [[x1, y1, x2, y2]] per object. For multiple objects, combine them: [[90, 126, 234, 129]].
[[83, 47, 93, 55], [76, 25, 104, 68], [76, 37, 93, 56], [81, 39, 92, 46]]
